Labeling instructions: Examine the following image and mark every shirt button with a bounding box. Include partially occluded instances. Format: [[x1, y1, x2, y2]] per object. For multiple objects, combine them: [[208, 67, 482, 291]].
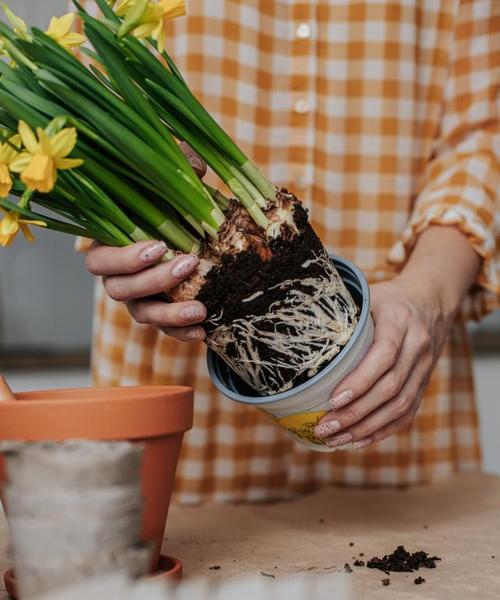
[[296, 23, 311, 39], [294, 98, 311, 114]]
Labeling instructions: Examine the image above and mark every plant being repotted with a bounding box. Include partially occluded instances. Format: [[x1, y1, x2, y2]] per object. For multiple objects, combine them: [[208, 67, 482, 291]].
[[0, 1, 372, 447]]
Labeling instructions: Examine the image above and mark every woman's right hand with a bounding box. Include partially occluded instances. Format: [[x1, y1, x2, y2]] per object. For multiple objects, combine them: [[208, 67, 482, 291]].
[[85, 240, 207, 342]]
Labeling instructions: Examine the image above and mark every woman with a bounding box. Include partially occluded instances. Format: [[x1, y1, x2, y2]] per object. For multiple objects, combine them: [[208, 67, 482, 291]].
[[83, 0, 499, 503]]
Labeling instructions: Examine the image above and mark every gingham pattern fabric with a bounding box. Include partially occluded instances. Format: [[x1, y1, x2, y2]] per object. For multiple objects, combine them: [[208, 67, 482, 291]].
[[77, 0, 500, 503]]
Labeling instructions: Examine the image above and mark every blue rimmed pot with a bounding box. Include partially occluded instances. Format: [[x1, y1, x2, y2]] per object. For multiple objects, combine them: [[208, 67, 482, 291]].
[[207, 256, 374, 451]]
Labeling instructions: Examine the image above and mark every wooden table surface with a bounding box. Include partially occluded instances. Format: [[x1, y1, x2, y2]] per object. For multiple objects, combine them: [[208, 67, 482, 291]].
[[2, 473, 499, 599]]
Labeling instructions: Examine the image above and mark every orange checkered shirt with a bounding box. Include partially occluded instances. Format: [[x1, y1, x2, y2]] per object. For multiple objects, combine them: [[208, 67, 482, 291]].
[[78, 0, 500, 503]]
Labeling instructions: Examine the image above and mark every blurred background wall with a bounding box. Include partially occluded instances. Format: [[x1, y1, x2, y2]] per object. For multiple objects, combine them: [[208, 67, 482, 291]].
[[0, 0, 94, 360], [1, 0, 499, 474]]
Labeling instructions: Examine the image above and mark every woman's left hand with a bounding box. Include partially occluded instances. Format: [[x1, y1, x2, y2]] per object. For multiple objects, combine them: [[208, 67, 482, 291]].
[[314, 275, 451, 449]]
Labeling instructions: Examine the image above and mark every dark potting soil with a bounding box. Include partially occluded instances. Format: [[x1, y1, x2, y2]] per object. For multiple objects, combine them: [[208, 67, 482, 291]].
[[197, 196, 358, 388], [366, 546, 441, 573], [197, 199, 327, 331], [382, 578, 391, 586], [415, 576, 426, 585]]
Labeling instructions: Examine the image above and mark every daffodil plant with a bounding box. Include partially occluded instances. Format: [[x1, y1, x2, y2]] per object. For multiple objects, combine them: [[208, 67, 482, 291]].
[[0, 0, 359, 396]]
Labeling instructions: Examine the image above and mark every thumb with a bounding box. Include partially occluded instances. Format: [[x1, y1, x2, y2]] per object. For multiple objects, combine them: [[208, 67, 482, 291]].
[[179, 142, 207, 178]]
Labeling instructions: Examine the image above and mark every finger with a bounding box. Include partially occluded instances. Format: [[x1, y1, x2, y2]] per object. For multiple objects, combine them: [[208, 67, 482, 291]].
[[104, 254, 200, 302], [161, 325, 206, 343], [327, 307, 409, 411], [316, 325, 426, 436], [324, 361, 429, 448], [127, 299, 206, 327], [179, 141, 207, 178], [86, 241, 169, 276], [352, 405, 420, 449]]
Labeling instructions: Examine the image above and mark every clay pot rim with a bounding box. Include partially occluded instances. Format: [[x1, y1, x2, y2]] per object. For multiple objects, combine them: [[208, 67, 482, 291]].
[[11, 385, 192, 404], [0, 386, 193, 440]]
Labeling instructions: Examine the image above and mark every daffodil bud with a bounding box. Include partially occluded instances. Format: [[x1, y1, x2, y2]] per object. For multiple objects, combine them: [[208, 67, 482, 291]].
[[118, 0, 149, 38]]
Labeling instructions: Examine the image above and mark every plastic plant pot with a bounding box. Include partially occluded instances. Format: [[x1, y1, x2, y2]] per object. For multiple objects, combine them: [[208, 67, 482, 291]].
[[208, 256, 374, 451]]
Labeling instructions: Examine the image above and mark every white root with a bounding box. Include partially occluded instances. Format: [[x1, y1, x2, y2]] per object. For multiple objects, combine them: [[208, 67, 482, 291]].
[[206, 254, 359, 395]]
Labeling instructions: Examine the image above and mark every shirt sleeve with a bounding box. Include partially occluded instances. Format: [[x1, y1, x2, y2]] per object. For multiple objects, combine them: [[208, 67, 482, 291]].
[[388, 0, 500, 321]]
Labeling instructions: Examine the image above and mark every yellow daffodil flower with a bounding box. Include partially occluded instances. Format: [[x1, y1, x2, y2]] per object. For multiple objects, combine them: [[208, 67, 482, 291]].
[[1, 4, 31, 40], [46, 13, 85, 52], [116, 0, 185, 53], [0, 209, 46, 247], [115, 0, 133, 15], [9, 121, 83, 194], [0, 134, 21, 197]]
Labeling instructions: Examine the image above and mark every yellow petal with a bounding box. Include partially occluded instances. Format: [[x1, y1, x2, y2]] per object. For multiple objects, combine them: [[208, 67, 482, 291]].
[[159, 0, 186, 20], [115, 0, 134, 17], [55, 157, 84, 170], [0, 137, 19, 164], [0, 163, 12, 197], [21, 218, 47, 227], [133, 22, 157, 38], [50, 127, 77, 159], [21, 155, 57, 193], [60, 32, 86, 48], [155, 23, 166, 53], [20, 223, 36, 243], [49, 13, 75, 38], [18, 121, 38, 154], [37, 128, 52, 156], [0, 212, 19, 236], [0, 232, 14, 247], [20, 220, 46, 243], [47, 16, 60, 36], [9, 152, 31, 173]]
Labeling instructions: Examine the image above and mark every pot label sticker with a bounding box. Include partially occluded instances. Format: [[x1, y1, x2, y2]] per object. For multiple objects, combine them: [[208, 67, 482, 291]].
[[262, 410, 329, 445]]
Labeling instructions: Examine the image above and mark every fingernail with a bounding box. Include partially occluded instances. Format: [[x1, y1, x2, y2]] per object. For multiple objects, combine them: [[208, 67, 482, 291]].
[[315, 420, 342, 438], [140, 241, 167, 263], [180, 305, 205, 322], [352, 438, 372, 450], [185, 328, 205, 341], [329, 389, 354, 411], [327, 432, 353, 448], [173, 255, 199, 278]]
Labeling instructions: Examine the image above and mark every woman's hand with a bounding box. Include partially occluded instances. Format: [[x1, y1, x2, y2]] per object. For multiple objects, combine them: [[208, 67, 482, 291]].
[[314, 277, 447, 448], [85, 143, 208, 343], [86, 241, 207, 342], [314, 226, 482, 449]]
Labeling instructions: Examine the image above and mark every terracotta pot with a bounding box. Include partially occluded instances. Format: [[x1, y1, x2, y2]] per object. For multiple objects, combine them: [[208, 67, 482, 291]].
[[0, 386, 193, 572]]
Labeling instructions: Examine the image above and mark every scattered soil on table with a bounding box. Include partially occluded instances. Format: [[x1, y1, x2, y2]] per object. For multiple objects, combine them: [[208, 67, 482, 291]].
[[344, 563, 353, 573], [382, 578, 391, 586], [359, 552, 364, 557], [354, 560, 365, 567], [261, 572, 275, 579], [415, 576, 426, 585], [367, 546, 441, 573], [318, 518, 325, 524], [209, 565, 221, 570], [349, 542, 354, 546]]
